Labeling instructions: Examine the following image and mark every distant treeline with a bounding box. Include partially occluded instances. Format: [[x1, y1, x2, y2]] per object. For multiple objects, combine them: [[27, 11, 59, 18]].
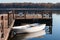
[[0, 3, 60, 8]]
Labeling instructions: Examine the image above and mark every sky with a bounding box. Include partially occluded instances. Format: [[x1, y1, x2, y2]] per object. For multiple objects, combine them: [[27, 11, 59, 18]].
[[0, 0, 60, 3]]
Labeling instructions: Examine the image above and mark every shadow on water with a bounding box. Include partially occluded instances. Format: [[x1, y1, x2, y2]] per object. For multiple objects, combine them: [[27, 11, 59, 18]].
[[14, 19, 52, 26]]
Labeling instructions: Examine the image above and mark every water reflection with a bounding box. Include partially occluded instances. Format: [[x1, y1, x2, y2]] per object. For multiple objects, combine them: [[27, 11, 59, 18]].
[[45, 19, 52, 34], [10, 30, 46, 40], [46, 26, 52, 34]]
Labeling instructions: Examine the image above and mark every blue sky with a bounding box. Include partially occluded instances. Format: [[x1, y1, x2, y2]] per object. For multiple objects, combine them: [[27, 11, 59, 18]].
[[0, 0, 60, 3]]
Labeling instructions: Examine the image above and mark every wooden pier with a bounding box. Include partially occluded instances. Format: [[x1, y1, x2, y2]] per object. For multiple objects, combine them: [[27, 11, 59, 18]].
[[0, 14, 15, 40], [0, 3, 52, 40], [0, 12, 52, 40]]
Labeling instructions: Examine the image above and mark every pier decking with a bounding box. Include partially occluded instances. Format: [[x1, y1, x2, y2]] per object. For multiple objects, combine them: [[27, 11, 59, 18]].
[[0, 14, 15, 40], [0, 20, 15, 40]]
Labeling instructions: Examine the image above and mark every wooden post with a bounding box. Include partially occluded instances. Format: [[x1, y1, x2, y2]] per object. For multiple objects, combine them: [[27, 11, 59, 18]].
[[1, 16, 4, 38], [24, 11, 26, 19], [12, 10, 15, 19], [42, 12, 43, 19], [8, 12, 9, 28]]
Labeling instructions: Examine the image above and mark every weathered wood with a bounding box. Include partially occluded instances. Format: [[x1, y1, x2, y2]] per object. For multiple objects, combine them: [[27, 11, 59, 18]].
[[15, 13, 52, 19], [4, 20, 15, 40], [0, 14, 15, 40]]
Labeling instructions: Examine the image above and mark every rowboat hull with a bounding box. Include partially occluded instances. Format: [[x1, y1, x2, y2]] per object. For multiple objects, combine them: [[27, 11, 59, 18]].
[[12, 24, 46, 33]]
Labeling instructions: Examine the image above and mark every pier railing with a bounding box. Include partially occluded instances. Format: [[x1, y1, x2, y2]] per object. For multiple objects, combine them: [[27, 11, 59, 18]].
[[15, 13, 52, 19]]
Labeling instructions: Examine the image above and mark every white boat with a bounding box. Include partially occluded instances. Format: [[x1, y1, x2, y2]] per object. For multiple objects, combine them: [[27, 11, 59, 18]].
[[12, 24, 30, 29], [12, 23, 46, 33]]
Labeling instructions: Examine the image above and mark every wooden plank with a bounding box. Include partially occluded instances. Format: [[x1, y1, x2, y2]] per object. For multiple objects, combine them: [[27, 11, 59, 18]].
[[4, 20, 15, 40], [0, 20, 15, 40]]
